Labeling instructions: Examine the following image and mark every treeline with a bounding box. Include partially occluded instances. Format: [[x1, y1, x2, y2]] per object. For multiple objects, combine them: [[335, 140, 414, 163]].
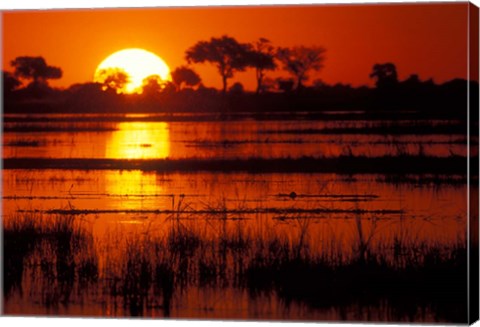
[[2, 35, 478, 119]]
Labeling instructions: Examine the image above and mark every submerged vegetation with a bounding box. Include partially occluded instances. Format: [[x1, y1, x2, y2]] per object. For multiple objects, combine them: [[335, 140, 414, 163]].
[[2, 212, 468, 321]]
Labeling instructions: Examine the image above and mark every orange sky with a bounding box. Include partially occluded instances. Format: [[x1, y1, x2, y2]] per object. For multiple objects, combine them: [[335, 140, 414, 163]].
[[2, 3, 470, 90]]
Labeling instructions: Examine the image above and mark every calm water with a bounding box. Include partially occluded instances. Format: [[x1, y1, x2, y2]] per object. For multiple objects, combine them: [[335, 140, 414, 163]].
[[2, 113, 472, 321], [3, 114, 469, 159]]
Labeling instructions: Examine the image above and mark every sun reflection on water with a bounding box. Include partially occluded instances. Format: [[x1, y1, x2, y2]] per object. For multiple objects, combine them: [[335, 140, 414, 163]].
[[103, 170, 164, 211], [106, 122, 170, 159], [103, 122, 170, 210]]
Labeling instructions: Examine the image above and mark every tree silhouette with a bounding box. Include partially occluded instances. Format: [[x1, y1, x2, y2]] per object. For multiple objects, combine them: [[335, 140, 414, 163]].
[[3, 71, 21, 92], [276, 78, 295, 93], [229, 82, 244, 95], [171, 66, 201, 90], [404, 74, 420, 85], [261, 77, 277, 93], [96, 68, 130, 93], [185, 35, 251, 94], [276, 46, 326, 90], [10, 56, 62, 86], [142, 75, 163, 95], [67, 82, 103, 95], [247, 38, 277, 94], [369, 63, 398, 89], [312, 78, 327, 90], [161, 81, 177, 95]]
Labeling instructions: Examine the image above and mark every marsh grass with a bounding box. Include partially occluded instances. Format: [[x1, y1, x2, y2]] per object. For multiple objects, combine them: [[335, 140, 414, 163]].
[[3, 211, 469, 322], [3, 214, 98, 305]]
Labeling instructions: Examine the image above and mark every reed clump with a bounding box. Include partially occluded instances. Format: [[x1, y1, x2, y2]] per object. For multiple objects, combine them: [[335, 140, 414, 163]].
[[3, 212, 468, 322], [3, 214, 98, 305]]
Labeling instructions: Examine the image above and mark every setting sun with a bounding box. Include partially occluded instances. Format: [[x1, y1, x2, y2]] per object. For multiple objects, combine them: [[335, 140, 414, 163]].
[[94, 48, 171, 94]]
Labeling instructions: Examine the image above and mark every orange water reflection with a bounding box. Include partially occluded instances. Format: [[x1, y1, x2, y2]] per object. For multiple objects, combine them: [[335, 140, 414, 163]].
[[2, 169, 470, 320], [1, 115, 473, 321], [105, 122, 170, 159], [104, 122, 170, 210], [103, 171, 164, 211], [3, 118, 472, 160]]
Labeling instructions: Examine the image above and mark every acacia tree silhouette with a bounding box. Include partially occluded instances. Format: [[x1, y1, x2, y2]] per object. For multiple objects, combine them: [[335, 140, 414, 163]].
[[185, 35, 251, 94], [96, 68, 130, 93], [276, 46, 326, 90], [247, 38, 277, 94], [370, 63, 398, 89], [10, 56, 62, 86], [171, 66, 201, 90]]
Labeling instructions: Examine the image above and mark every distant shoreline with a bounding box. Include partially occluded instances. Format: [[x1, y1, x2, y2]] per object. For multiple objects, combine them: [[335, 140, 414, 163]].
[[4, 77, 478, 121]]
